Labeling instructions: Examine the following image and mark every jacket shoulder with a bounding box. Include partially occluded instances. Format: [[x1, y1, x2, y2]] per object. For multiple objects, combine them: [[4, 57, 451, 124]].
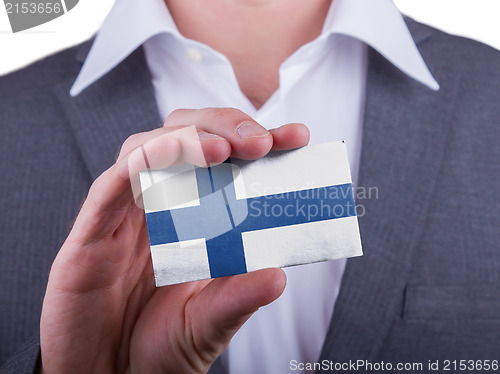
[[406, 17, 500, 83], [0, 40, 89, 119]]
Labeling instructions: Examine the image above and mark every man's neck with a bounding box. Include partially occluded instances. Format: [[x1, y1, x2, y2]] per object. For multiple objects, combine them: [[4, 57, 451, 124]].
[[165, 0, 331, 109]]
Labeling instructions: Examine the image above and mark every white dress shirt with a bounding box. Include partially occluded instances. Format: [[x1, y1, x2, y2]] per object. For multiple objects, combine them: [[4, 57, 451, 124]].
[[71, 0, 438, 373]]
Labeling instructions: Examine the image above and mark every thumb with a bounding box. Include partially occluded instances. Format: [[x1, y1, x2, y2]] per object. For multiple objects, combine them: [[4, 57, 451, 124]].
[[189, 268, 286, 364]]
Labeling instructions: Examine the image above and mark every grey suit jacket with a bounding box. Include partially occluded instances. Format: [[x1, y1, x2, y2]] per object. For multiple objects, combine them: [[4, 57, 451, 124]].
[[1, 19, 499, 374]]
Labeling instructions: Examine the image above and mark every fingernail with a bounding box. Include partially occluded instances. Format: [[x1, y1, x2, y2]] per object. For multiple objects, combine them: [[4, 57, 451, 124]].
[[198, 131, 225, 141], [237, 122, 269, 138]]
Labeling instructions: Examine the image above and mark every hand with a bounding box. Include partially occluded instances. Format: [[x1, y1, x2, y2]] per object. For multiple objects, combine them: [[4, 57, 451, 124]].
[[40, 108, 310, 374]]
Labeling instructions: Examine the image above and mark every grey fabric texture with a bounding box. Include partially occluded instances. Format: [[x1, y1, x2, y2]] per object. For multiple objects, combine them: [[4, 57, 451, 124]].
[[0, 335, 39, 374], [1, 18, 499, 374]]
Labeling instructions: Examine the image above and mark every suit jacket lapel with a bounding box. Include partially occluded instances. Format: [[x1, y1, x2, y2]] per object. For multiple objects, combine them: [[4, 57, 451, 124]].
[[54, 44, 162, 180], [318, 21, 460, 367]]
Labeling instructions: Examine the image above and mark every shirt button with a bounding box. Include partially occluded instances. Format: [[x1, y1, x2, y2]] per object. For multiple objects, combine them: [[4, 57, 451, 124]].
[[186, 47, 204, 63]]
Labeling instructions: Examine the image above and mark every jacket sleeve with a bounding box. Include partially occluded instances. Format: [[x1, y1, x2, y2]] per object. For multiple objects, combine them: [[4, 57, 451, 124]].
[[0, 334, 40, 374], [208, 356, 226, 374]]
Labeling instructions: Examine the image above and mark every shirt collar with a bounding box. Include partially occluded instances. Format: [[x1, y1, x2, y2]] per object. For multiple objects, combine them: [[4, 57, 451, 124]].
[[70, 0, 177, 96], [70, 0, 438, 96]]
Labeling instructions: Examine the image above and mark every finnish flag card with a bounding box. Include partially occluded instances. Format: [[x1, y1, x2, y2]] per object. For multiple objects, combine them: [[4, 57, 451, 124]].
[[140, 141, 363, 287]]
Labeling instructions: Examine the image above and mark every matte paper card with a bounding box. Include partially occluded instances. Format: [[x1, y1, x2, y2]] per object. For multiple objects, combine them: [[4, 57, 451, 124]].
[[140, 141, 363, 287]]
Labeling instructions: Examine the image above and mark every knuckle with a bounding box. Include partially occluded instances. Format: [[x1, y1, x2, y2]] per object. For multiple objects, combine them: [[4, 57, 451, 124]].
[[205, 107, 227, 121], [119, 133, 141, 157], [206, 107, 252, 128], [164, 108, 191, 125]]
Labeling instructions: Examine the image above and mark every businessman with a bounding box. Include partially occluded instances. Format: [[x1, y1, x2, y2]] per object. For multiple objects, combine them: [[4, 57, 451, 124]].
[[1, 0, 499, 373]]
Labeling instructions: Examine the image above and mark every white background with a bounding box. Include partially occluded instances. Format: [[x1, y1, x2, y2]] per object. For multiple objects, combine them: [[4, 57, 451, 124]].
[[0, 0, 499, 76]]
